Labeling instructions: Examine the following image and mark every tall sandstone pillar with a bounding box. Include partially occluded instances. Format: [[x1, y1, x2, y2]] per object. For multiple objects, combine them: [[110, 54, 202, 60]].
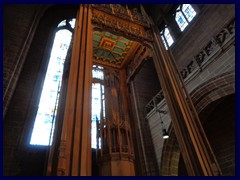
[[151, 24, 222, 176], [48, 5, 93, 176]]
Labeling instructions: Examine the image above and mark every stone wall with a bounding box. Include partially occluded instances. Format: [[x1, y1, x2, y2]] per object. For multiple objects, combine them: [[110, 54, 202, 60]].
[[130, 59, 161, 175], [145, 4, 235, 174], [3, 5, 78, 175], [172, 4, 235, 68], [3, 5, 48, 117]]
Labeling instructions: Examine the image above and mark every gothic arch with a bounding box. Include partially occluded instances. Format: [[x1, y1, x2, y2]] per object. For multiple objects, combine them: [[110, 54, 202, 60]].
[[160, 125, 180, 176], [160, 71, 235, 176], [190, 71, 235, 114]]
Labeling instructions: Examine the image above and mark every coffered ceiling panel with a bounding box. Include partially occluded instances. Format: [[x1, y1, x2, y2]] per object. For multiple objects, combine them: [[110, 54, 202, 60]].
[[93, 31, 133, 68]]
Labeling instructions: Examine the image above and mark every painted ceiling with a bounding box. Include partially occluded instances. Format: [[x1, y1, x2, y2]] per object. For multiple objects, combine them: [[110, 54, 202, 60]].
[[93, 31, 133, 68]]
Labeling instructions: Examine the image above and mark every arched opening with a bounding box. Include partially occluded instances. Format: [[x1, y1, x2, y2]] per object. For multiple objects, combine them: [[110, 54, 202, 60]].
[[200, 94, 235, 175], [161, 73, 235, 176], [160, 126, 180, 176], [178, 94, 235, 176]]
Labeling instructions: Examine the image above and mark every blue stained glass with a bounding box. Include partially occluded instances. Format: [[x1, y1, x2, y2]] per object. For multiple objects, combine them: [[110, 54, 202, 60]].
[[182, 4, 196, 22], [178, 17, 181, 23], [185, 7, 191, 18], [57, 20, 66, 28], [92, 115, 99, 122], [175, 4, 196, 31], [175, 11, 188, 31], [30, 28, 73, 146]]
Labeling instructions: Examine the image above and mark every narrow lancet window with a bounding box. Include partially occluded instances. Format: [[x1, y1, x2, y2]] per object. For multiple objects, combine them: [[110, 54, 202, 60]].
[[175, 4, 197, 31], [161, 27, 174, 50], [30, 19, 75, 146], [92, 65, 105, 149]]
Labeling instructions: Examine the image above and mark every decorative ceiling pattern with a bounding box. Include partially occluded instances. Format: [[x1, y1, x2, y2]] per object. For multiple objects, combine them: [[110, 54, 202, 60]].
[[93, 31, 133, 68]]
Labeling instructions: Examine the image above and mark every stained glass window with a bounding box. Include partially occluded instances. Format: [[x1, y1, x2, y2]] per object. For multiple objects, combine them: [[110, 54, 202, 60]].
[[175, 4, 196, 31], [30, 19, 75, 146], [92, 65, 104, 80], [92, 66, 105, 149], [182, 4, 196, 22], [69, 19, 76, 29], [161, 27, 174, 50], [175, 9, 188, 31], [57, 20, 66, 28]]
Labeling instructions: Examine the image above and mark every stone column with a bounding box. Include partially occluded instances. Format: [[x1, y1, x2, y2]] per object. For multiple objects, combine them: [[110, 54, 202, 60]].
[[151, 24, 222, 176], [48, 4, 93, 176]]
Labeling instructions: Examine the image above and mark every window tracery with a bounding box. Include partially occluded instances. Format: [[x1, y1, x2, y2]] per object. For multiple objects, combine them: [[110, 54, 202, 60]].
[[175, 4, 196, 31], [160, 26, 174, 50]]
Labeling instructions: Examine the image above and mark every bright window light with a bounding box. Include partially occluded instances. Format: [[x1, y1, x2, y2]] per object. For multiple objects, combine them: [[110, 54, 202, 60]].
[[175, 4, 197, 31], [164, 28, 174, 47], [182, 4, 196, 22], [176, 11, 188, 31], [91, 66, 105, 149], [161, 27, 174, 50], [30, 19, 76, 146]]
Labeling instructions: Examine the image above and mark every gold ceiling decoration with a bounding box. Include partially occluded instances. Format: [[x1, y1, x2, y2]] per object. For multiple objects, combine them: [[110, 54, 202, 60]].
[[93, 31, 133, 68]]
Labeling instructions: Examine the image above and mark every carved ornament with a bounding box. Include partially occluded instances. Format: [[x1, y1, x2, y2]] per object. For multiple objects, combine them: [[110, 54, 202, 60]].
[[91, 10, 153, 42], [92, 4, 150, 28]]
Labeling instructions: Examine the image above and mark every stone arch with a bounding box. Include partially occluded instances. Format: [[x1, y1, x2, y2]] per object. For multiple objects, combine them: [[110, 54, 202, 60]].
[[160, 125, 180, 176], [191, 71, 235, 114], [160, 71, 235, 175]]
